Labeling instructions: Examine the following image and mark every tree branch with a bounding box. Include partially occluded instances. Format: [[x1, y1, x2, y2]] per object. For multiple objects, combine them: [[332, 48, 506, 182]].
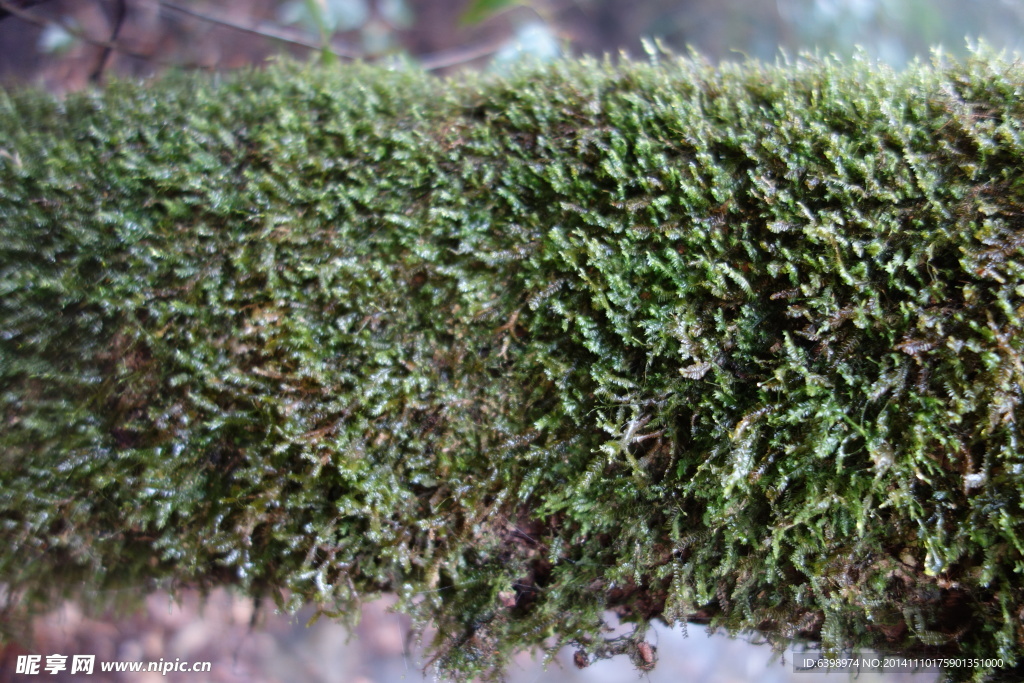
[[0, 0, 176, 66], [90, 0, 128, 83], [0, 0, 515, 78]]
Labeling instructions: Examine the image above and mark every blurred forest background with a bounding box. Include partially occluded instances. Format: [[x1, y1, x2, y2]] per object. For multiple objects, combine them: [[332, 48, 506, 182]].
[[2, 1, 1023, 682], [0, 0, 1023, 92]]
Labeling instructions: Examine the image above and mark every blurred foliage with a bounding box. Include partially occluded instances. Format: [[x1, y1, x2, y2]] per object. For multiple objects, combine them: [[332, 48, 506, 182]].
[[2, 0, 1023, 92], [771, 0, 1024, 64], [3, 46, 1024, 682]]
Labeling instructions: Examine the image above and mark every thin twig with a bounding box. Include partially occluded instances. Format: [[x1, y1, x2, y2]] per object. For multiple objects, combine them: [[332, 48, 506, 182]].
[[0, 0, 47, 23], [417, 39, 509, 71], [154, 0, 361, 59], [155, 1, 507, 71]]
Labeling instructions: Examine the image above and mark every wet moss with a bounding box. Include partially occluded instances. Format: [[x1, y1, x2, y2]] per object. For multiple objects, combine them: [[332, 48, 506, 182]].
[[2, 47, 1024, 681]]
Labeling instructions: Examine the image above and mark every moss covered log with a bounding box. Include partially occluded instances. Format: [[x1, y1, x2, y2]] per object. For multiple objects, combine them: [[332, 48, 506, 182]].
[[3, 48, 1024, 681]]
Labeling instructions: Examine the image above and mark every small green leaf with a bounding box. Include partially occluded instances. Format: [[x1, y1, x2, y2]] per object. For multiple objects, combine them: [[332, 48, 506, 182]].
[[459, 0, 527, 26]]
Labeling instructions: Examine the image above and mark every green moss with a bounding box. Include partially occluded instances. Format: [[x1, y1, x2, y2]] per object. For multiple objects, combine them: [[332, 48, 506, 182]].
[[2, 47, 1024, 681]]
